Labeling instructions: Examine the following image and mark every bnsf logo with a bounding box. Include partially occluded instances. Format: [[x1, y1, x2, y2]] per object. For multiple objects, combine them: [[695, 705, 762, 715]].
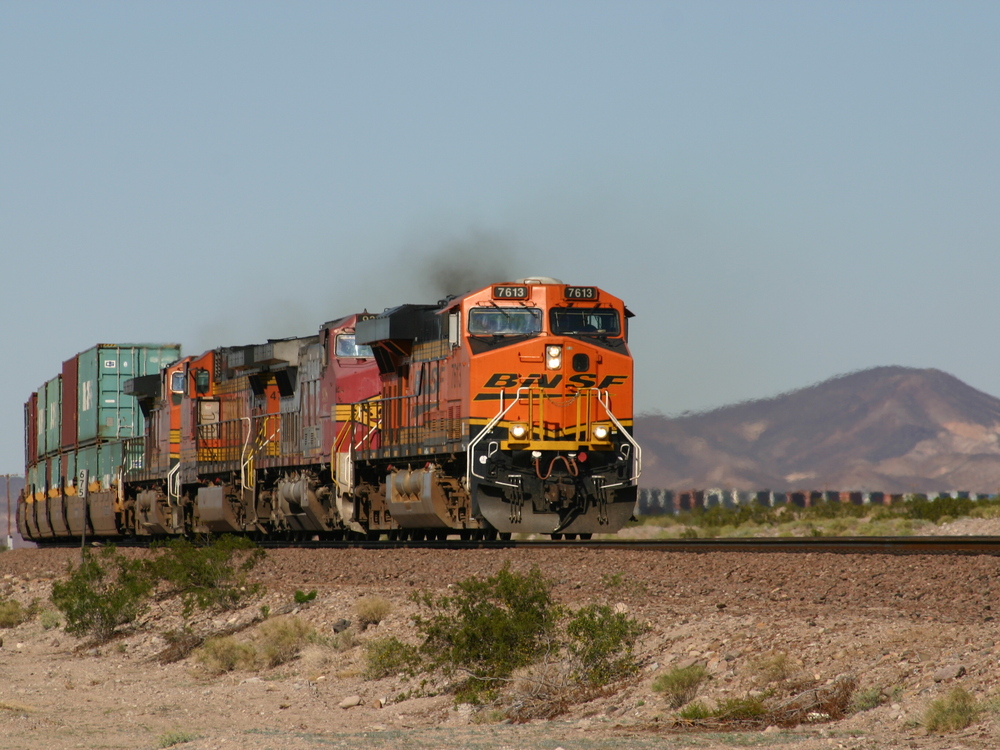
[[483, 373, 628, 389]]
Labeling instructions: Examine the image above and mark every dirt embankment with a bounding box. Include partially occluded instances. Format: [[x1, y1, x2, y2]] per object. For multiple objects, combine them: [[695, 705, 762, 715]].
[[1, 545, 999, 750]]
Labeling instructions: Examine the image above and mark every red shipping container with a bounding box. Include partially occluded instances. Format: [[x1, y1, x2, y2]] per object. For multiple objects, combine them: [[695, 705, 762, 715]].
[[24, 393, 37, 470], [61, 355, 79, 450]]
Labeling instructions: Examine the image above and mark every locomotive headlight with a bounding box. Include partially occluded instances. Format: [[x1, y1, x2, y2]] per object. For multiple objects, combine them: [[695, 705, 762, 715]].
[[592, 424, 611, 441], [509, 423, 528, 440], [545, 345, 562, 370]]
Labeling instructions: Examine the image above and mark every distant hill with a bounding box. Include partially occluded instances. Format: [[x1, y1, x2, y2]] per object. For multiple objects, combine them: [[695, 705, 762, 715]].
[[635, 367, 1000, 494]]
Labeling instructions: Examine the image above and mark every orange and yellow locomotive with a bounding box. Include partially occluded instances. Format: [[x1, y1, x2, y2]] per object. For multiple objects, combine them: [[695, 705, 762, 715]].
[[345, 277, 640, 539]]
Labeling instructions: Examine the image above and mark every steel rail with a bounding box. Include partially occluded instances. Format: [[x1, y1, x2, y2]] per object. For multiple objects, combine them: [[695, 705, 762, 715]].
[[251, 535, 1000, 555], [28, 536, 1000, 555]]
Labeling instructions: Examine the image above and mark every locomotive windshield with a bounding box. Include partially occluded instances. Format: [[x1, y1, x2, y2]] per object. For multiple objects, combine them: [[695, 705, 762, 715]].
[[550, 308, 621, 336], [468, 308, 542, 336], [335, 334, 374, 358]]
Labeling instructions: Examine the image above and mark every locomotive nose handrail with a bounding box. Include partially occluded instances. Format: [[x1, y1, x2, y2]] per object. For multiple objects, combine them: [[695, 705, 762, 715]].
[[596, 389, 641, 482], [466, 388, 523, 487], [466, 386, 640, 488]]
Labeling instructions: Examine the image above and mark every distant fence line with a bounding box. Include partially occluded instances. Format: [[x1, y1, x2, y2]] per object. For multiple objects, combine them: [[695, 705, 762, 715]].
[[636, 488, 997, 516]]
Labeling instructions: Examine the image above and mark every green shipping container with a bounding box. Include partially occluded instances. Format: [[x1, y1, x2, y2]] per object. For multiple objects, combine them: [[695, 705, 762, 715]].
[[44, 376, 61, 456], [76, 445, 99, 489], [49, 453, 61, 490], [76, 344, 180, 444], [99, 442, 124, 490]]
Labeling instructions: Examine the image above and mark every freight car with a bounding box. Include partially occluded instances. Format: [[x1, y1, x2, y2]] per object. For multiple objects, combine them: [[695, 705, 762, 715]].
[[18, 278, 639, 541]]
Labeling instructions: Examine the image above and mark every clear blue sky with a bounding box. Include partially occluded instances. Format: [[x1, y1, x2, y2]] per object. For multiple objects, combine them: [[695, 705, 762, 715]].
[[2, 2, 999, 473]]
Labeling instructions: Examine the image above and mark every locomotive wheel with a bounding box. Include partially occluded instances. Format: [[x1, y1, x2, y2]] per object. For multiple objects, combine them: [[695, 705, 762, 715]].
[[579, 533, 592, 540], [550, 533, 562, 540]]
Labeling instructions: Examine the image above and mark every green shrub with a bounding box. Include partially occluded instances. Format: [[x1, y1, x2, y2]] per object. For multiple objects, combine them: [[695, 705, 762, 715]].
[[50, 547, 154, 642], [677, 700, 711, 720], [294, 589, 317, 604], [907, 496, 974, 523], [364, 636, 420, 680], [38, 608, 61, 630], [565, 604, 645, 687], [924, 687, 981, 733], [256, 615, 312, 667], [356, 596, 392, 628], [150, 536, 265, 617], [713, 694, 767, 720], [850, 686, 886, 713], [197, 635, 258, 673], [157, 730, 199, 747], [653, 664, 709, 707], [412, 564, 559, 700]]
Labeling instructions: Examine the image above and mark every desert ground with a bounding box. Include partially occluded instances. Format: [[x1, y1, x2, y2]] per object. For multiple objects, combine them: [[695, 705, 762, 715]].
[[2, 539, 999, 750]]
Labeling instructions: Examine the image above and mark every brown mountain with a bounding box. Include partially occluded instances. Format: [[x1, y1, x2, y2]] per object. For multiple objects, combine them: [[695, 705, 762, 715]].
[[635, 367, 1000, 494]]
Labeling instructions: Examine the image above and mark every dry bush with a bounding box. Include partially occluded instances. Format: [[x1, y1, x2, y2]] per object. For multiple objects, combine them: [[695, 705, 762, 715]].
[[158, 629, 206, 665], [653, 664, 709, 707], [332, 627, 359, 651], [197, 616, 313, 672], [38, 608, 61, 630], [502, 661, 596, 723], [675, 674, 857, 729], [924, 687, 981, 733], [197, 636, 258, 674], [0, 599, 33, 628], [257, 615, 313, 667], [355, 596, 392, 628], [770, 674, 857, 725], [749, 651, 792, 684]]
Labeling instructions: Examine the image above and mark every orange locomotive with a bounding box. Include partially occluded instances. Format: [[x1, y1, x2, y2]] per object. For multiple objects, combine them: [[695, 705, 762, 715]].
[[345, 277, 640, 539]]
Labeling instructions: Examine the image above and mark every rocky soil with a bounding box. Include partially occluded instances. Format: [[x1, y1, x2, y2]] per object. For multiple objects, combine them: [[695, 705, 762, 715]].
[[2, 542, 1000, 750]]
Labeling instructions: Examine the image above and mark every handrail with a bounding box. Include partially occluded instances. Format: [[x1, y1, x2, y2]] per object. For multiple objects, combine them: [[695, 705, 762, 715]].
[[167, 463, 181, 506], [467, 388, 523, 487], [595, 389, 642, 485], [467, 386, 640, 487], [239, 417, 253, 489]]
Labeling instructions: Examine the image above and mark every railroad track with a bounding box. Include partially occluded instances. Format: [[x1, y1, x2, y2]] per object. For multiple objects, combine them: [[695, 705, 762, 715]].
[[34, 536, 1000, 554], [252, 535, 1000, 554]]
